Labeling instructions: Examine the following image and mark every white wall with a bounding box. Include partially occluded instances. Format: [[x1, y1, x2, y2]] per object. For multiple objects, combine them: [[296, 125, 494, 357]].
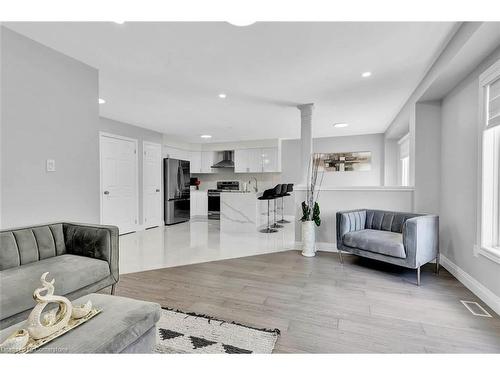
[[381, 23, 500, 313], [414, 101, 441, 214], [383, 139, 398, 186], [282, 133, 385, 187], [1, 27, 100, 228], [440, 46, 500, 298], [100, 117, 164, 226], [163, 134, 201, 152]]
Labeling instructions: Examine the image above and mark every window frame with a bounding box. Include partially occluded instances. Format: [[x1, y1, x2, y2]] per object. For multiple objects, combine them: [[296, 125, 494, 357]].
[[476, 59, 500, 264]]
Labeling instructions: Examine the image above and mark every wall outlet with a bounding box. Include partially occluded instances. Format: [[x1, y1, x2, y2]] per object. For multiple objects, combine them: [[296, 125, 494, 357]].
[[46, 159, 56, 172]]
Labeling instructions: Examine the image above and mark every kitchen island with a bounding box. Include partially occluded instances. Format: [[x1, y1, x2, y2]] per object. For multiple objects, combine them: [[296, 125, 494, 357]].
[[220, 191, 273, 232]]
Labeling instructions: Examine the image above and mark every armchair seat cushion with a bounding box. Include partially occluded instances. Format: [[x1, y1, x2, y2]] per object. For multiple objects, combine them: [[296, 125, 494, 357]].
[[0, 254, 110, 321], [343, 229, 406, 259]]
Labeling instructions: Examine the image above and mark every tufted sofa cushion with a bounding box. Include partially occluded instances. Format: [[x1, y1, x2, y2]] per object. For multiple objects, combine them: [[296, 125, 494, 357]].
[[365, 210, 419, 233], [0, 224, 66, 271]]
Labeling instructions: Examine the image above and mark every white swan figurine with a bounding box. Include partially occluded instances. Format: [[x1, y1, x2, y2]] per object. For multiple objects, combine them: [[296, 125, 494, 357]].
[[26, 272, 73, 340]]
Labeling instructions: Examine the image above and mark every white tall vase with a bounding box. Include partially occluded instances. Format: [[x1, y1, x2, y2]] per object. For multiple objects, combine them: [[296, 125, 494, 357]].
[[301, 220, 316, 257]]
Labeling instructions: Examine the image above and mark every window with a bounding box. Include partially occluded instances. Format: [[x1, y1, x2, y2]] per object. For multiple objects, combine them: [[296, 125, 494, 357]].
[[398, 133, 410, 186], [401, 156, 410, 186], [478, 60, 500, 262]]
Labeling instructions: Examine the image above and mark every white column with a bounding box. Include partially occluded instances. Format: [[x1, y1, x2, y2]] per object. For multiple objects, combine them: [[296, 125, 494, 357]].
[[297, 103, 314, 184]]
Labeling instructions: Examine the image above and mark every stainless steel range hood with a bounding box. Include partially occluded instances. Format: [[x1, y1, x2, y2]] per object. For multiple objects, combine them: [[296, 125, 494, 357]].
[[211, 150, 234, 168]]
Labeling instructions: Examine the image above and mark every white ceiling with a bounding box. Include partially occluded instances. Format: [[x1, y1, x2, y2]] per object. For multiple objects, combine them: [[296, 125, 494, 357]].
[[6, 22, 456, 143]]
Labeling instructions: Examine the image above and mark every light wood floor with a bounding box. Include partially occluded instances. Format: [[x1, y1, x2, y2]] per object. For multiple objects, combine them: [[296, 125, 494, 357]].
[[115, 250, 500, 353]]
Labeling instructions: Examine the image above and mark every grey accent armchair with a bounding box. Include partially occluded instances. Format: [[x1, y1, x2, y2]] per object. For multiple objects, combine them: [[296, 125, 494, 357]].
[[0, 222, 119, 328], [336, 209, 439, 285]]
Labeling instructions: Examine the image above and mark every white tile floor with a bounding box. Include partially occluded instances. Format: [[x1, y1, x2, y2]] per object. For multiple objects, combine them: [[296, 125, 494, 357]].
[[119, 217, 296, 274]]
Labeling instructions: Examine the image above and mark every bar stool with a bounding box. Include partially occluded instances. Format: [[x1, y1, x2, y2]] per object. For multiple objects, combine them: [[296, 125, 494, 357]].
[[277, 183, 293, 224], [258, 188, 278, 233], [270, 184, 284, 229]]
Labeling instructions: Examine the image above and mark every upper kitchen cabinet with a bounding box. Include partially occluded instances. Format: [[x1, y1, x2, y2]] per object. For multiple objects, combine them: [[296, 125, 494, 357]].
[[200, 151, 216, 173], [234, 149, 258, 172], [234, 148, 259, 172], [190, 151, 202, 174], [249, 148, 265, 172], [234, 146, 281, 173], [261, 147, 280, 172], [165, 140, 281, 174], [234, 149, 248, 173]]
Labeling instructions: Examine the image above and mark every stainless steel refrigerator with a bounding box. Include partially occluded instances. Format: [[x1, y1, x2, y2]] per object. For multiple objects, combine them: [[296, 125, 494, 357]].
[[164, 158, 190, 225]]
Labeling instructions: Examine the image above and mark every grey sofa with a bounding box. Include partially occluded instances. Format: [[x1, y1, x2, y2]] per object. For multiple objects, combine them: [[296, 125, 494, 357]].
[[336, 209, 439, 285], [0, 222, 119, 329]]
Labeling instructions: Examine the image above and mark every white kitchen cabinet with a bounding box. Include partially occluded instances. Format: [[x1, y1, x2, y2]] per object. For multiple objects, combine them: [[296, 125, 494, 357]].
[[234, 147, 280, 173], [190, 191, 208, 217], [188, 151, 216, 174], [248, 148, 264, 172], [235, 148, 262, 173], [200, 151, 216, 173], [190, 151, 202, 174], [261, 147, 280, 172], [234, 149, 249, 172]]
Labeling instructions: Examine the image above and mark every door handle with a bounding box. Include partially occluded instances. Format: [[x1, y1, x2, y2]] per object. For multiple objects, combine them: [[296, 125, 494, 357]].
[[103, 191, 110, 195], [155, 189, 160, 192]]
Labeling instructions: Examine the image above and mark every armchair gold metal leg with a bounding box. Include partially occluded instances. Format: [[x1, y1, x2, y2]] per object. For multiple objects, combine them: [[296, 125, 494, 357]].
[[338, 249, 344, 264], [111, 284, 117, 295], [435, 253, 440, 275], [416, 267, 421, 286]]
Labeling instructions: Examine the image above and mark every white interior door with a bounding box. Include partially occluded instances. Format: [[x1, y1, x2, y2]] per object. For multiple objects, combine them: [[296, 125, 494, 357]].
[[100, 133, 138, 234], [143, 141, 163, 228]]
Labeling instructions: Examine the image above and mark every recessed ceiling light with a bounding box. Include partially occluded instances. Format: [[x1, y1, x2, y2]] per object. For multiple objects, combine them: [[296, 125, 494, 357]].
[[218, 93, 227, 99], [98, 98, 106, 104], [114, 21, 125, 25], [361, 71, 372, 78], [333, 123, 349, 128], [228, 20, 256, 27], [200, 135, 212, 139]]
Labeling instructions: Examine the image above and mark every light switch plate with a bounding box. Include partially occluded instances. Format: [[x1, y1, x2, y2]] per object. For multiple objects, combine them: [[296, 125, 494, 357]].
[[46, 159, 56, 172]]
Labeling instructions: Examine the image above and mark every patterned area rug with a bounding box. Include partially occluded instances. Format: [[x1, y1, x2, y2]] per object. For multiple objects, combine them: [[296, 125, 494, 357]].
[[155, 308, 280, 354]]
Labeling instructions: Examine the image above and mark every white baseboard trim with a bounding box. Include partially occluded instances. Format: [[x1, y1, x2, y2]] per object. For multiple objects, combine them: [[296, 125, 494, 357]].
[[294, 241, 339, 252], [440, 254, 500, 316]]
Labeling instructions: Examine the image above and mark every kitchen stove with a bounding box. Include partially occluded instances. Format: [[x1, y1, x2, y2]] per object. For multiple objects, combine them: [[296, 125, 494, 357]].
[[207, 181, 240, 220]]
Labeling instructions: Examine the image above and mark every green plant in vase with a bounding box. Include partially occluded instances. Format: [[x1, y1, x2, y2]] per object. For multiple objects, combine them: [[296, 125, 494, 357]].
[[300, 154, 324, 257], [300, 201, 321, 226]]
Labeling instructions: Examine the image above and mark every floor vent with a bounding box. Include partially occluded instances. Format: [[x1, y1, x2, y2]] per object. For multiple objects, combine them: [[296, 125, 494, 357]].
[[460, 300, 492, 317]]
